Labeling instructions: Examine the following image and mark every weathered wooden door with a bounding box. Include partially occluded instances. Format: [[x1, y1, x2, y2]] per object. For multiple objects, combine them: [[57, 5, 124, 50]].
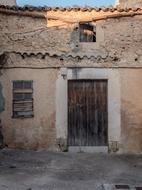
[[68, 80, 108, 147]]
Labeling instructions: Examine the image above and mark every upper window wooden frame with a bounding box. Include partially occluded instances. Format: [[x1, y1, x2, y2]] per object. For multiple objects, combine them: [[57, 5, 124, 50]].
[[79, 23, 96, 43]]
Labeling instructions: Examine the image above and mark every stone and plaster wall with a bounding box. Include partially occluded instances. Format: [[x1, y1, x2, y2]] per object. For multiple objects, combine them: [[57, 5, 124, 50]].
[[1, 11, 142, 67], [0, 68, 58, 150], [0, 8, 142, 153], [0, 0, 16, 6], [116, 0, 142, 8]]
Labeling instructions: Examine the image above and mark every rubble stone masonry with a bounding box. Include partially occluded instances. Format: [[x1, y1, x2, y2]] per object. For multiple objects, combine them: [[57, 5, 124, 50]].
[[116, 0, 142, 8]]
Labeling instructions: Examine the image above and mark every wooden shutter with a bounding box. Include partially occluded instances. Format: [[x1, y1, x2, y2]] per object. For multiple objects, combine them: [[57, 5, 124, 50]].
[[13, 81, 34, 118]]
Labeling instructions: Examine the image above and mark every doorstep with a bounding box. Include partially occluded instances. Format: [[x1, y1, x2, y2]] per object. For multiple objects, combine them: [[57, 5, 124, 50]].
[[68, 146, 108, 153]]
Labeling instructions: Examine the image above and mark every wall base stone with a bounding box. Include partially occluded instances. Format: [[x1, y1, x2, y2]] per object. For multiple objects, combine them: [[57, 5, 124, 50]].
[[56, 138, 68, 152]]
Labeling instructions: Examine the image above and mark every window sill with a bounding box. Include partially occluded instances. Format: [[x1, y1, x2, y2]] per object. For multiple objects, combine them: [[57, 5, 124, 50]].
[[12, 115, 34, 119]]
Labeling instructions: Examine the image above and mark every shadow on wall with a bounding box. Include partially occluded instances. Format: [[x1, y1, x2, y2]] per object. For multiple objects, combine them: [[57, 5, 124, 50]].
[[0, 120, 4, 148], [0, 83, 4, 148]]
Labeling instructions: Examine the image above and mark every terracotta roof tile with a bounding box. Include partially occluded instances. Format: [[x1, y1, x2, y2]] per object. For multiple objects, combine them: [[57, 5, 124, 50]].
[[0, 4, 142, 12]]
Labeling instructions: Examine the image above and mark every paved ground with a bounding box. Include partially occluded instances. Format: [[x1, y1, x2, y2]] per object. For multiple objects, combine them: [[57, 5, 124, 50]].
[[0, 149, 142, 190]]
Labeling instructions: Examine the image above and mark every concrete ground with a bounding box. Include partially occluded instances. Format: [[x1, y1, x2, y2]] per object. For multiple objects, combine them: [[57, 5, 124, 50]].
[[0, 149, 142, 190]]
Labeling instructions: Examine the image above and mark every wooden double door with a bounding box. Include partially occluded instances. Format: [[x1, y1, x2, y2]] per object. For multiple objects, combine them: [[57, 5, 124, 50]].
[[68, 80, 108, 147]]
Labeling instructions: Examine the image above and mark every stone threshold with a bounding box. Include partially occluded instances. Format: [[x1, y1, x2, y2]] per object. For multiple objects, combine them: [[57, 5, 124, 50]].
[[68, 146, 108, 153]]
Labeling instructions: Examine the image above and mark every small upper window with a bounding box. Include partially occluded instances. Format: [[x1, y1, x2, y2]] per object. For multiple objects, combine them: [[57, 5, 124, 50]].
[[79, 23, 96, 42], [13, 80, 33, 118]]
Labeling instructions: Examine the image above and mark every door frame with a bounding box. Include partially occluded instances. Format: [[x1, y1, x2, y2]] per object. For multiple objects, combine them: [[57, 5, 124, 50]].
[[67, 79, 108, 149], [56, 68, 121, 153]]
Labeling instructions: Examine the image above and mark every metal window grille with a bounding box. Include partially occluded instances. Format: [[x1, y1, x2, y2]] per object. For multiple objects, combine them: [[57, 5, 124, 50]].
[[79, 23, 96, 42], [13, 80, 34, 118]]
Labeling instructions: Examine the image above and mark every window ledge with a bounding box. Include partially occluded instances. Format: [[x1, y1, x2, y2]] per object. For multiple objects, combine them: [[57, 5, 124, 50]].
[[79, 42, 100, 49], [12, 115, 34, 119]]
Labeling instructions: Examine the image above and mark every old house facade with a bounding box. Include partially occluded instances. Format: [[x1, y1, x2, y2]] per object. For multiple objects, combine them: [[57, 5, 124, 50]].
[[0, 0, 142, 154]]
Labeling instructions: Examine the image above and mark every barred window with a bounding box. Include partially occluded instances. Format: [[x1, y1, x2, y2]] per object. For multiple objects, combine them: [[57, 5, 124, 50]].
[[79, 23, 96, 42], [13, 81, 34, 118]]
